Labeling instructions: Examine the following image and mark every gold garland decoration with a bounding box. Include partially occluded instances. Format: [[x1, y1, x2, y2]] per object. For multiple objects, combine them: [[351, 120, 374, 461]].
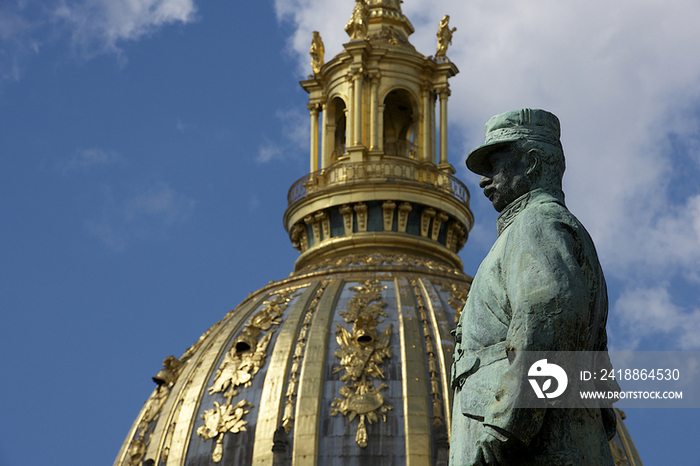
[[197, 287, 302, 462], [330, 280, 393, 447]]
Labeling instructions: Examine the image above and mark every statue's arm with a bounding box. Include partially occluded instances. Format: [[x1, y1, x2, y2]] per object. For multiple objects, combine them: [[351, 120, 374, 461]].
[[485, 211, 589, 445]]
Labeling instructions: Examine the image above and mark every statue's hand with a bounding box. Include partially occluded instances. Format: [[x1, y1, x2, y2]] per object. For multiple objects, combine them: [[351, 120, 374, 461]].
[[472, 425, 520, 465], [472, 437, 501, 465]]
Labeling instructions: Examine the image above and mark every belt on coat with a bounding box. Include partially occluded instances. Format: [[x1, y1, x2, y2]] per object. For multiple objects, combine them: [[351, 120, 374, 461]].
[[451, 341, 508, 389]]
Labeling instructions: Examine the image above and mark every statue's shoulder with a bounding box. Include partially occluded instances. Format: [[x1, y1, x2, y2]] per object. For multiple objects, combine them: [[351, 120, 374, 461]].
[[518, 195, 601, 261], [516, 194, 569, 227], [514, 195, 586, 240]]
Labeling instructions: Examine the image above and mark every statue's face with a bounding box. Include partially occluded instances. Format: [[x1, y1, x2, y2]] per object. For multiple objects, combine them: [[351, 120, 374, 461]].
[[479, 147, 532, 212]]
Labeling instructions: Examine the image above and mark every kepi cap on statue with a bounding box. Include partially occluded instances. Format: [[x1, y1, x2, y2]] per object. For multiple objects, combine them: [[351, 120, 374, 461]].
[[466, 109, 561, 175]]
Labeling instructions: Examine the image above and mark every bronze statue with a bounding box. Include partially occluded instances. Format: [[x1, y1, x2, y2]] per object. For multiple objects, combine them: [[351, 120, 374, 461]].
[[310, 31, 325, 74], [436, 15, 457, 57], [450, 109, 619, 465]]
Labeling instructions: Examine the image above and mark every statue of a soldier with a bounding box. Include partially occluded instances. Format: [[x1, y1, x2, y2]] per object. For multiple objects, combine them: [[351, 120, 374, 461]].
[[450, 109, 619, 465]]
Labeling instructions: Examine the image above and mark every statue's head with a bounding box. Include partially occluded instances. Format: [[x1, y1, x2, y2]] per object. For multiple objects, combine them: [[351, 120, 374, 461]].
[[466, 109, 565, 212]]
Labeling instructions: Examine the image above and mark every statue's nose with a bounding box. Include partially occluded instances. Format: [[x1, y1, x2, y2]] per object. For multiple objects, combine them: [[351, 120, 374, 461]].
[[479, 176, 490, 188]]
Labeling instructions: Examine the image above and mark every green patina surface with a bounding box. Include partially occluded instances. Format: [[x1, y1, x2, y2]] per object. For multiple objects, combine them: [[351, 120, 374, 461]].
[[450, 109, 619, 466]]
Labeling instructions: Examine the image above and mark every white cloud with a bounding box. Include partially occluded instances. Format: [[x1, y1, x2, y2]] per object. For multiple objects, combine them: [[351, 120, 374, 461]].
[[274, 0, 700, 349], [176, 117, 196, 133], [274, 0, 351, 76], [0, 0, 197, 84], [58, 147, 125, 174], [612, 285, 700, 350], [53, 0, 197, 60], [123, 182, 194, 223], [249, 193, 260, 212], [607, 194, 700, 280], [87, 182, 196, 250], [257, 140, 282, 164], [278, 108, 309, 148], [256, 108, 308, 163], [0, 2, 42, 82]]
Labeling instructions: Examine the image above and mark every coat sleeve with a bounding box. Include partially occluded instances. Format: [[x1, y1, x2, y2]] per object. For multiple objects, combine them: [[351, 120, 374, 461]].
[[483, 209, 591, 445]]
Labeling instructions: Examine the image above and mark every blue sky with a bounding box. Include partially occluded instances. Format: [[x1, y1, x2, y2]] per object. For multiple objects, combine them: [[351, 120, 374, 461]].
[[1, 0, 699, 464]]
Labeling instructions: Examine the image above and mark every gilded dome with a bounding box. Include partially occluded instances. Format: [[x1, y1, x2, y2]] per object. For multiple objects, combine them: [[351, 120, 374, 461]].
[[115, 255, 471, 465], [114, 2, 643, 465]]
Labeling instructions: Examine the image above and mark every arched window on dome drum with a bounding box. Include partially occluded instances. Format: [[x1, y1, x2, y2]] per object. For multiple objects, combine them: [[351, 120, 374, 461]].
[[383, 89, 417, 160], [326, 97, 347, 165]]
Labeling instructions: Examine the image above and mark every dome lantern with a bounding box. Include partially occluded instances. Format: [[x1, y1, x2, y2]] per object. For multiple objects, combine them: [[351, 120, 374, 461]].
[[290, 0, 471, 273]]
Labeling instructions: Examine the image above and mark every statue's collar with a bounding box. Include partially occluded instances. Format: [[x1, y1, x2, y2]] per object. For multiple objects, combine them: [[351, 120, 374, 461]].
[[496, 188, 566, 236]]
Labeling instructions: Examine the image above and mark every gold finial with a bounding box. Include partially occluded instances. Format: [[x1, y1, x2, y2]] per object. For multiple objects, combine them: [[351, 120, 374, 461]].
[[310, 31, 325, 74], [345, 0, 369, 41], [436, 15, 457, 57]]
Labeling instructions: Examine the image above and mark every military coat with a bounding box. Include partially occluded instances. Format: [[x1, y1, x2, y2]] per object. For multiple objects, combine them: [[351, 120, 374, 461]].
[[450, 188, 618, 466]]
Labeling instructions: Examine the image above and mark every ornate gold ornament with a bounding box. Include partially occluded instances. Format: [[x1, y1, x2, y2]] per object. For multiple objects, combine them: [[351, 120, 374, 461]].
[[149, 308, 242, 465], [297, 252, 467, 277], [310, 31, 325, 74], [209, 288, 300, 397], [128, 312, 228, 466], [197, 287, 301, 462], [125, 435, 147, 466], [282, 280, 330, 433], [368, 26, 407, 46], [152, 355, 184, 386], [435, 280, 469, 323], [124, 388, 166, 465], [249, 289, 299, 330], [435, 15, 457, 58], [411, 279, 445, 428], [196, 399, 253, 463], [125, 353, 185, 465], [159, 398, 183, 463], [609, 440, 630, 466], [331, 280, 393, 447], [331, 381, 391, 448], [345, 0, 369, 41], [181, 308, 235, 361], [208, 331, 274, 396]]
